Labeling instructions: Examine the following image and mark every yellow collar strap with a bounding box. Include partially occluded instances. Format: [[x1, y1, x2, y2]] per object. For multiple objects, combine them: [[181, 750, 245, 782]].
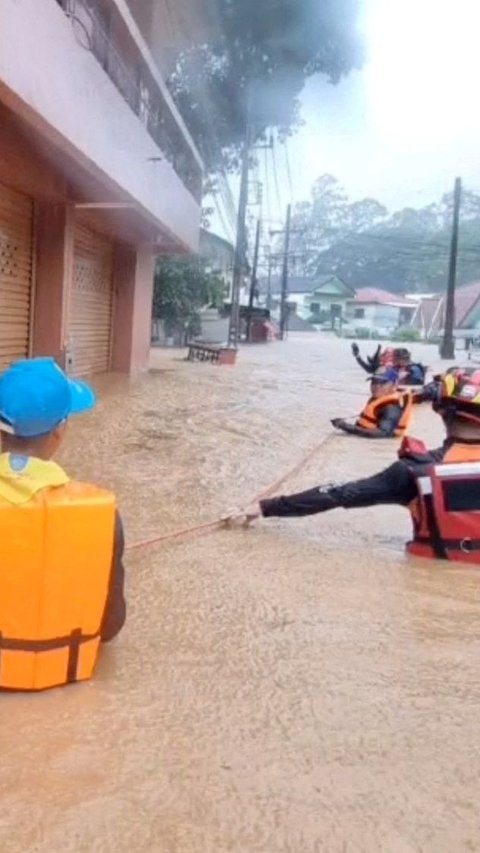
[[0, 454, 69, 505]]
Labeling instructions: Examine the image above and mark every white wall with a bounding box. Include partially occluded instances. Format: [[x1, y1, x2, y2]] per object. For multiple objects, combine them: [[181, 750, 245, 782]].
[[348, 303, 401, 333], [0, 0, 201, 251]]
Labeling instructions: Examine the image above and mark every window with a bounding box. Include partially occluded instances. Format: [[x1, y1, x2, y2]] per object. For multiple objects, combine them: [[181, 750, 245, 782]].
[[310, 302, 320, 315], [354, 308, 365, 319]]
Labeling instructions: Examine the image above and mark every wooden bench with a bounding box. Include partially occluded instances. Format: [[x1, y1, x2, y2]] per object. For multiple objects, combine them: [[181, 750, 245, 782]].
[[187, 343, 237, 365]]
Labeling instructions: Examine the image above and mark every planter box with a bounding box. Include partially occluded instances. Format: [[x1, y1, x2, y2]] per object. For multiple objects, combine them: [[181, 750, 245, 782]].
[[218, 347, 237, 366]]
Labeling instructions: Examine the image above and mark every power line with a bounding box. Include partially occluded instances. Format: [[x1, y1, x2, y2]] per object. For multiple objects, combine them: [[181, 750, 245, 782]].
[[270, 133, 283, 213], [263, 145, 273, 225], [212, 192, 235, 244]]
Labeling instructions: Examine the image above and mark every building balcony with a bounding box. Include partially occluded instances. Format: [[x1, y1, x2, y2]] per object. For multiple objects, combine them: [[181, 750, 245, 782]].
[[0, 0, 203, 251]]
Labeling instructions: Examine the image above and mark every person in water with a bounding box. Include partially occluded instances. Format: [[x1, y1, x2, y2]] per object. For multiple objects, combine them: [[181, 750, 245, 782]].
[[235, 368, 480, 565], [331, 366, 413, 439], [351, 343, 426, 386], [394, 348, 427, 387], [0, 358, 125, 691], [351, 342, 383, 374]]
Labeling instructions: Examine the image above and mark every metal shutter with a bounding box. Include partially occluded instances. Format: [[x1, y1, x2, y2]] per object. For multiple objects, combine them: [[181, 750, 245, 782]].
[[0, 183, 33, 370], [70, 225, 114, 375]]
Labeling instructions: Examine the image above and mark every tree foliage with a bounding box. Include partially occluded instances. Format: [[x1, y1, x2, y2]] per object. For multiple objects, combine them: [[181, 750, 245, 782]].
[[287, 176, 480, 294], [168, 0, 364, 172], [153, 257, 226, 338]]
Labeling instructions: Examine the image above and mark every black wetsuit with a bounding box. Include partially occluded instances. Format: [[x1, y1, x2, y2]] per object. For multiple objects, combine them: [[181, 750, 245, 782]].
[[260, 441, 452, 518], [353, 345, 381, 375]]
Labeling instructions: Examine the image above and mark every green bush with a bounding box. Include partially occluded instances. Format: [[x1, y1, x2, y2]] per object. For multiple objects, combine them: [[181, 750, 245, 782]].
[[391, 328, 421, 342]]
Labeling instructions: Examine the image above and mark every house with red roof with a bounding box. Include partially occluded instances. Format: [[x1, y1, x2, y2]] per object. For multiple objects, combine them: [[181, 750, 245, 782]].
[[346, 287, 416, 335]]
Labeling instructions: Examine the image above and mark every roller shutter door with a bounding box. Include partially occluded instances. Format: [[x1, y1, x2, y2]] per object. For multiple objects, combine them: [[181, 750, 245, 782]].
[[70, 224, 114, 375], [0, 183, 33, 370]]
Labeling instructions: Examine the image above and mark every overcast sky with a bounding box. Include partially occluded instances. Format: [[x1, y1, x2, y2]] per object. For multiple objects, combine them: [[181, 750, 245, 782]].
[[289, 0, 480, 210], [210, 0, 480, 241]]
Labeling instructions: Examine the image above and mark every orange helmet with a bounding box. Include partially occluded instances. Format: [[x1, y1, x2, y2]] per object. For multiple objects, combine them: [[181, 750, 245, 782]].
[[434, 367, 480, 425]]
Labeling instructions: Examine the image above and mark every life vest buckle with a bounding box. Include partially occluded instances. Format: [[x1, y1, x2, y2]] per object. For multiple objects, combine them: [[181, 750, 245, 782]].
[[460, 538, 473, 554]]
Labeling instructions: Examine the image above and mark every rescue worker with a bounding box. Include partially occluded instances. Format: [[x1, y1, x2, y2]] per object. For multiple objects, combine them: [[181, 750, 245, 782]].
[[394, 348, 427, 387], [0, 357, 125, 691], [331, 366, 413, 439], [236, 368, 480, 565], [351, 342, 383, 375], [351, 343, 426, 386]]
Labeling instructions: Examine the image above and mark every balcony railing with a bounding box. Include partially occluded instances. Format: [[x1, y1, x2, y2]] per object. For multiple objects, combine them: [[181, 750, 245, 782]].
[[55, 0, 202, 200]]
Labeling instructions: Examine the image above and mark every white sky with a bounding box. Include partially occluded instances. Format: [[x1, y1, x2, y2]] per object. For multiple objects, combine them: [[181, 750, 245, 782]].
[[210, 0, 480, 242]]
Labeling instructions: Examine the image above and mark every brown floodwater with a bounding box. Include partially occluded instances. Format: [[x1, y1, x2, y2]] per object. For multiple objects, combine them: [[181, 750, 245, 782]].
[[2, 334, 480, 852]]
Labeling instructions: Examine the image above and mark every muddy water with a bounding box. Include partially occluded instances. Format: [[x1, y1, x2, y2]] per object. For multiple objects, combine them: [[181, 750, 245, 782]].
[[2, 334, 480, 852]]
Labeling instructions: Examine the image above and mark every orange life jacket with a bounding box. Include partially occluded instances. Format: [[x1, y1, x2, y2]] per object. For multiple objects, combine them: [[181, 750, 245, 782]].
[[0, 454, 115, 691], [407, 443, 480, 564], [357, 391, 413, 437]]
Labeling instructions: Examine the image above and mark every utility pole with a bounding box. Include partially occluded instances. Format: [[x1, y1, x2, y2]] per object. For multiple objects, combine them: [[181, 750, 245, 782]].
[[266, 251, 273, 313], [228, 124, 251, 349], [279, 204, 292, 340], [440, 177, 462, 359], [246, 219, 261, 342]]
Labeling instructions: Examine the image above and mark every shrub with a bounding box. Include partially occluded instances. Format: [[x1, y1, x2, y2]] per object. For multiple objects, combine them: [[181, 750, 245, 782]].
[[392, 328, 421, 342]]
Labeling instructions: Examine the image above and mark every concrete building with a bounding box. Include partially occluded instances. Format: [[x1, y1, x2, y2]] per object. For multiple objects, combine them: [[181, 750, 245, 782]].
[[0, 0, 203, 375], [199, 230, 235, 301], [305, 276, 355, 325], [128, 0, 218, 75], [257, 274, 354, 325], [257, 276, 314, 320], [410, 281, 480, 345], [346, 288, 416, 337]]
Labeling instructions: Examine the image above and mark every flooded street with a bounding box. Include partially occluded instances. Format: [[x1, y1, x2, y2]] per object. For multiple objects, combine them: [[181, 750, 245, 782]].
[[2, 334, 480, 852]]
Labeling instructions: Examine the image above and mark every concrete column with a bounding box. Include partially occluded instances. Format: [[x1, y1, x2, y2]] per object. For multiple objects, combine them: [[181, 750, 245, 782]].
[[111, 245, 154, 373], [31, 203, 74, 368]]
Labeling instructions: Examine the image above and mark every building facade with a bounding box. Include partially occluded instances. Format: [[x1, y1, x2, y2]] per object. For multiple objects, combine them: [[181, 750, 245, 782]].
[[305, 276, 356, 325], [199, 230, 235, 301], [128, 0, 217, 75], [410, 282, 480, 345], [257, 274, 354, 324], [257, 275, 314, 320], [0, 0, 203, 375], [346, 288, 415, 336]]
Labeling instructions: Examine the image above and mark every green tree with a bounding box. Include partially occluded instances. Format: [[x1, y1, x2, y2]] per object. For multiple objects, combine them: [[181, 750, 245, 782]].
[[153, 257, 226, 341], [287, 174, 388, 270], [287, 176, 480, 294], [169, 1, 364, 173]]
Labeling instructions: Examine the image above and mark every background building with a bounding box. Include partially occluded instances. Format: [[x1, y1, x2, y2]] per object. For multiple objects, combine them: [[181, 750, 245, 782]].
[[257, 274, 354, 326], [199, 230, 235, 301], [305, 276, 356, 326], [410, 281, 480, 344], [0, 0, 203, 374], [346, 288, 416, 337]]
